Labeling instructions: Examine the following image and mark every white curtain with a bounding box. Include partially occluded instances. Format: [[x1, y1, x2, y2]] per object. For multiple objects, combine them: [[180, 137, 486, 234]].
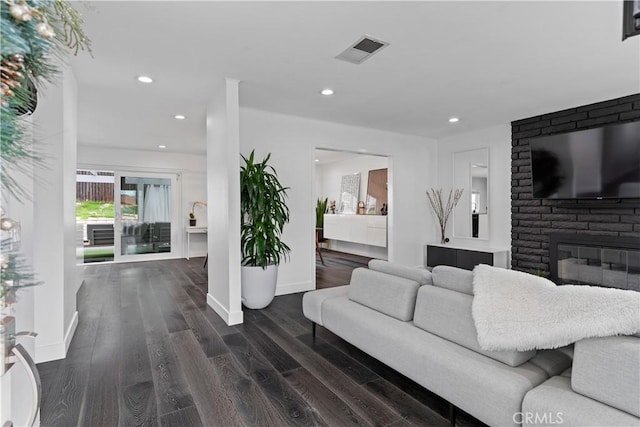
[[142, 184, 171, 222]]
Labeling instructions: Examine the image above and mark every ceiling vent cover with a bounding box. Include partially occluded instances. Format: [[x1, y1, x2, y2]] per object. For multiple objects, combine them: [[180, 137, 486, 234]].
[[335, 35, 389, 64]]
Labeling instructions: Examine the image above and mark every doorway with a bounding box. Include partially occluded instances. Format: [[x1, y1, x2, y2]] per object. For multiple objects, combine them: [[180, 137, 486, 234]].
[[114, 172, 179, 262], [76, 169, 180, 263], [314, 148, 390, 288]]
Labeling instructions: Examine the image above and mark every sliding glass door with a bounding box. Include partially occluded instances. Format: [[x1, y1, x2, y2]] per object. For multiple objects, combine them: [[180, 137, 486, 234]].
[[114, 172, 179, 262]]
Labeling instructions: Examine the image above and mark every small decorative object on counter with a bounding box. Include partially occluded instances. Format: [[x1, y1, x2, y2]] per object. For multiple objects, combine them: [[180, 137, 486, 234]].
[[329, 200, 336, 214], [381, 203, 388, 216], [357, 201, 366, 215]]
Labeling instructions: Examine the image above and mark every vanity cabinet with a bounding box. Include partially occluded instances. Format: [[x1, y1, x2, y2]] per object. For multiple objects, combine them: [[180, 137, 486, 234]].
[[425, 243, 509, 270], [324, 214, 387, 247]]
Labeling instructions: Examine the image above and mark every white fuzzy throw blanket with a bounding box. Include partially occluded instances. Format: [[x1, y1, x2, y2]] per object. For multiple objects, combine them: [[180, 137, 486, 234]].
[[472, 264, 640, 351]]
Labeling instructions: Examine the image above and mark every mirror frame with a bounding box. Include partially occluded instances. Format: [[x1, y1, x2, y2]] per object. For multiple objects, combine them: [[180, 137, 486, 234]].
[[452, 147, 490, 240]]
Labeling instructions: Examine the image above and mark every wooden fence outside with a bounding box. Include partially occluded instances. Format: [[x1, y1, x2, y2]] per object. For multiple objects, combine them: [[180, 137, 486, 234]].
[[76, 182, 114, 202]]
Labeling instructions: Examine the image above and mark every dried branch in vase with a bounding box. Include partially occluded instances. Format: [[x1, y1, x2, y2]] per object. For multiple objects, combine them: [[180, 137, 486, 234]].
[[426, 188, 464, 244]]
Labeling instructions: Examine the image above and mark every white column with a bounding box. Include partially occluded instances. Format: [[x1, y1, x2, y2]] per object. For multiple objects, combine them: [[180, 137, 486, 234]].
[[206, 78, 243, 325], [31, 66, 79, 362]]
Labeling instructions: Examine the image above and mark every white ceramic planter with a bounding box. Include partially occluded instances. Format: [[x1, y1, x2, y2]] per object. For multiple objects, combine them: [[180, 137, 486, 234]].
[[241, 264, 278, 309]]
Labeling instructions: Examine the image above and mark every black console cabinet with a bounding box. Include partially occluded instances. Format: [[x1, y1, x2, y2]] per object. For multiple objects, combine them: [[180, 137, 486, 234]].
[[426, 244, 509, 270]]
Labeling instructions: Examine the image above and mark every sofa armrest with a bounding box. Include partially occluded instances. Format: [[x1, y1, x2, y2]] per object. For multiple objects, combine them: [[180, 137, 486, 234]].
[[302, 285, 349, 326]]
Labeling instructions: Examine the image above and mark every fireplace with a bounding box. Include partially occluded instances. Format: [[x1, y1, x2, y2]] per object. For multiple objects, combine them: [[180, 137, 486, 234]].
[[549, 234, 640, 291]]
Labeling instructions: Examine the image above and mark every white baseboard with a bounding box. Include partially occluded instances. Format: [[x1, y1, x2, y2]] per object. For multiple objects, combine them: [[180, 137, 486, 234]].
[[36, 311, 78, 363], [276, 281, 314, 296], [207, 293, 243, 325], [64, 311, 78, 353], [36, 342, 66, 363]]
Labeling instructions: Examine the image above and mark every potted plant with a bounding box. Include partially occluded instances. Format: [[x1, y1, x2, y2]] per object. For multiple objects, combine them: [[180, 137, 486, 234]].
[[189, 200, 206, 226], [316, 197, 328, 241], [240, 150, 290, 309]]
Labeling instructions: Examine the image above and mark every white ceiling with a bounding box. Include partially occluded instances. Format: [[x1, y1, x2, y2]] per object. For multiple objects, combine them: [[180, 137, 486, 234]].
[[71, 1, 640, 155]]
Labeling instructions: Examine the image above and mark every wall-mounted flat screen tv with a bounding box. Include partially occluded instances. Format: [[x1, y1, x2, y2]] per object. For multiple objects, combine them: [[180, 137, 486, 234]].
[[530, 121, 640, 199]]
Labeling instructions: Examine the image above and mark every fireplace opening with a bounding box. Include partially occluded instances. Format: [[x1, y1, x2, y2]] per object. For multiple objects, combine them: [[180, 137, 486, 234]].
[[550, 234, 640, 291]]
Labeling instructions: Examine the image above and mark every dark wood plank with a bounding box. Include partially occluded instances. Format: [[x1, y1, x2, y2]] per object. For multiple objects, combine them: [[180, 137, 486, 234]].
[[138, 281, 196, 417], [298, 333, 379, 385], [38, 346, 92, 427], [261, 304, 310, 337], [80, 311, 122, 426], [163, 277, 228, 358], [211, 353, 295, 427], [120, 281, 153, 387], [159, 405, 204, 427], [364, 379, 447, 427], [222, 332, 325, 426], [253, 310, 402, 426], [119, 380, 158, 427], [170, 330, 243, 425], [151, 285, 189, 333], [316, 250, 371, 289], [233, 316, 300, 373], [283, 367, 371, 427]]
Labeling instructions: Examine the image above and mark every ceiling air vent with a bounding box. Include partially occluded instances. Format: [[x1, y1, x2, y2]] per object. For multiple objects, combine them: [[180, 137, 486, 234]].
[[335, 35, 389, 64]]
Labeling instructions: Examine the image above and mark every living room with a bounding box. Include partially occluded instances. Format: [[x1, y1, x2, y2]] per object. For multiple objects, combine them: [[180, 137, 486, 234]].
[[1, 1, 639, 426]]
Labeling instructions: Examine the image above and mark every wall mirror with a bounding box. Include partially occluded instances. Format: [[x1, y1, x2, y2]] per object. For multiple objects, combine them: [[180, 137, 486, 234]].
[[365, 168, 388, 214], [453, 148, 489, 240], [338, 173, 360, 214]]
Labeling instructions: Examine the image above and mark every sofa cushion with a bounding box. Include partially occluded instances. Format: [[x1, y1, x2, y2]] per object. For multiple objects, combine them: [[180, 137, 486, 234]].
[[528, 346, 573, 377], [368, 260, 432, 285], [413, 285, 536, 367], [348, 268, 420, 321], [572, 335, 640, 417], [522, 375, 640, 426], [322, 296, 549, 427], [432, 265, 474, 295], [302, 285, 348, 326]]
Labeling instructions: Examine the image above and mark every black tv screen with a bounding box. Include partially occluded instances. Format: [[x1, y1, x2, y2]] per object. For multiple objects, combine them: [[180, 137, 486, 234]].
[[530, 121, 640, 199]]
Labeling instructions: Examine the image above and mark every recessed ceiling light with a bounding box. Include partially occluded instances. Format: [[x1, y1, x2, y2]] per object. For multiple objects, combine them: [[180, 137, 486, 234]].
[[137, 75, 153, 83], [320, 88, 334, 96], [448, 117, 460, 123], [315, 159, 320, 162], [174, 114, 186, 120], [158, 145, 166, 149]]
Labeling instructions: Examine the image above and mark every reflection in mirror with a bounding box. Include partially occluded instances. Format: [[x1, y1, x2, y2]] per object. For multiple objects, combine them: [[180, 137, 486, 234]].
[[338, 173, 360, 214], [453, 148, 489, 239], [366, 168, 388, 214]]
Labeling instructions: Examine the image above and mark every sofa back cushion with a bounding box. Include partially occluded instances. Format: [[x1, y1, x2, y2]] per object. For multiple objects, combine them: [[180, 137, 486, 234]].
[[368, 260, 433, 285], [572, 335, 640, 417], [348, 268, 420, 321], [413, 285, 536, 367], [432, 265, 474, 295]]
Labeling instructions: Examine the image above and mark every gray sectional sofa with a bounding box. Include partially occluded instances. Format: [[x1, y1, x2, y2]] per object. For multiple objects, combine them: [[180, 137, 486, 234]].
[[302, 261, 640, 427]]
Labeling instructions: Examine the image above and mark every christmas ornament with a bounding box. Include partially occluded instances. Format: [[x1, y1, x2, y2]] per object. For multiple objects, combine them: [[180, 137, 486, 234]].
[[9, 2, 32, 22], [36, 21, 55, 39]]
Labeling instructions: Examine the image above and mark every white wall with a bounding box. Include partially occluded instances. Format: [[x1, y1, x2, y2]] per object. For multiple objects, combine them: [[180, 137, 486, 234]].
[[240, 107, 438, 294], [77, 146, 208, 257], [206, 79, 243, 325], [31, 67, 78, 362], [437, 124, 512, 252], [315, 154, 389, 258]]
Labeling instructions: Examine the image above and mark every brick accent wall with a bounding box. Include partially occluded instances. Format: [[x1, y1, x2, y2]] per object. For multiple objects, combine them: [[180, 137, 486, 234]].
[[511, 93, 640, 273]]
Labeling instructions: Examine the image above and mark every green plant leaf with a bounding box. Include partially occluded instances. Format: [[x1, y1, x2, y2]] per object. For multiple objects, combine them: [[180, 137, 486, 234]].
[[240, 149, 291, 269]]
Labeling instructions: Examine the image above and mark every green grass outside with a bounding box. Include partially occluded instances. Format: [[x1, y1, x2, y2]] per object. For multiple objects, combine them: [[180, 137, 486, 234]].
[[76, 201, 137, 219]]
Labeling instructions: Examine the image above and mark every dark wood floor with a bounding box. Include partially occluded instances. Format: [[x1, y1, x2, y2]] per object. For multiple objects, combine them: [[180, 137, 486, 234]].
[[38, 257, 484, 427], [315, 249, 372, 289]]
